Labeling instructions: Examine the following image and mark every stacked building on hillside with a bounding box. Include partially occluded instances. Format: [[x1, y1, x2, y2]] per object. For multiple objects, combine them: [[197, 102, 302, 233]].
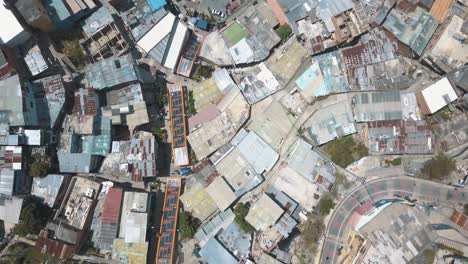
[[36, 177, 101, 259]]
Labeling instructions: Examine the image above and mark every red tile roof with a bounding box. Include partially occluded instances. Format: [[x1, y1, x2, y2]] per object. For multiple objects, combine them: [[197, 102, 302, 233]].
[[450, 210, 468, 231], [102, 188, 123, 224], [266, 0, 289, 25], [35, 230, 75, 260], [355, 201, 374, 216]]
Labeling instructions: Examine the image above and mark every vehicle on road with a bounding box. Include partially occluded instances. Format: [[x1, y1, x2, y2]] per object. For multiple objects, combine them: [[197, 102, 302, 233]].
[[227, 2, 240, 13], [211, 9, 225, 18]]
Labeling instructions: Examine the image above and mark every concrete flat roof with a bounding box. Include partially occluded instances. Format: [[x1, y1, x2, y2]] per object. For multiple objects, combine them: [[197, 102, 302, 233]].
[[180, 180, 218, 221], [187, 89, 249, 159], [247, 100, 295, 151], [245, 193, 284, 231], [420, 77, 458, 114], [205, 176, 236, 211], [274, 165, 320, 211]]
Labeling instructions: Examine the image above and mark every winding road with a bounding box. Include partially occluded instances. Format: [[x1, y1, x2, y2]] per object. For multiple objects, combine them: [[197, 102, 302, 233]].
[[319, 175, 468, 264]]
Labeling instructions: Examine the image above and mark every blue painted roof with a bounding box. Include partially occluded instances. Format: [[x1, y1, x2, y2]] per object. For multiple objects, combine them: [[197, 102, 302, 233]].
[[199, 237, 238, 264], [195, 19, 208, 30], [147, 0, 166, 12]]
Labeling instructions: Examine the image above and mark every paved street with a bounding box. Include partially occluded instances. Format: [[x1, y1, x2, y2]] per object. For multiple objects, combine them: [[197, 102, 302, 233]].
[[320, 176, 468, 264]]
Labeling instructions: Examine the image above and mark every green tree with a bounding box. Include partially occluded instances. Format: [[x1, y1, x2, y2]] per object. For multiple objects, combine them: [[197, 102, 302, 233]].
[[423, 249, 435, 264], [276, 24, 292, 43], [11, 197, 52, 237], [298, 216, 324, 253], [334, 173, 351, 189], [29, 159, 48, 177], [178, 210, 200, 240], [318, 195, 335, 216], [324, 136, 368, 168], [152, 127, 168, 142], [159, 93, 168, 107], [63, 40, 87, 69], [234, 203, 255, 233], [188, 90, 196, 114], [387, 157, 402, 166], [0, 243, 52, 264], [421, 154, 456, 181], [192, 65, 214, 82]]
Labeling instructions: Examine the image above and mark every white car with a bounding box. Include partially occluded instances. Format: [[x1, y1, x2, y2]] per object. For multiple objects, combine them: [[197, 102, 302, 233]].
[[211, 9, 225, 18]]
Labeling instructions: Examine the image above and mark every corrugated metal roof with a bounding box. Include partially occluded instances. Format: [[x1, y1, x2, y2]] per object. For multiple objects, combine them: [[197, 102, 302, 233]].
[[82, 6, 114, 36], [31, 174, 64, 207], [237, 130, 279, 174], [194, 209, 235, 245], [128, 8, 168, 41], [35, 230, 75, 259], [73, 87, 98, 116], [353, 90, 407, 122], [85, 54, 140, 90], [137, 12, 175, 53], [24, 45, 48, 76], [0, 169, 14, 196], [0, 75, 24, 126], [82, 135, 111, 156], [0, 195, 22, 224], [95, 188, 123, 250], [102, 188, 123, 224], [58, 151, 96, 173], [163, 22, 188, 70], [33, 74, 66, 129], [0, 146, 22, 170], [199, 237, 238, 264], [127, 132, 157, 180], [430, 0, 453, 22], [383, 7, 439, 55]]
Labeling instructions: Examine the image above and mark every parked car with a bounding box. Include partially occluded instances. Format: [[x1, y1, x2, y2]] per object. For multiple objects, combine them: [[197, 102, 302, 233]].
[[227, 2, 240, 13], [211, 9, 225, 18]]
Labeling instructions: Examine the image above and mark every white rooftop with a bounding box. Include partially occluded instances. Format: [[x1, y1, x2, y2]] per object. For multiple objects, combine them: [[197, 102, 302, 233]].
[[24, 129, 41, 145], [174, 146, 189, 167], [119, 191, 148, 243], [163, 22, 188, 70], [137, 12, 175, 53], [237, 130, 279, 174], [0, 196, 23, 225], [0, 2, 23, 43], [420, 77, 458, 114]]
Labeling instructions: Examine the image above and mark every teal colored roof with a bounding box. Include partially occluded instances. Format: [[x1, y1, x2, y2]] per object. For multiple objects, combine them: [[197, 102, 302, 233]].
[[58, 152, 95, 173], [85, 55, 140, 90], [94, 117, 112, 135], [82, 135, 111, 156], [295, 50, 350, 97], [383, 7, 439, 55], [147, 0, 166, 11], [295, 62, 326, 93], [49, 0, 71, 21]]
